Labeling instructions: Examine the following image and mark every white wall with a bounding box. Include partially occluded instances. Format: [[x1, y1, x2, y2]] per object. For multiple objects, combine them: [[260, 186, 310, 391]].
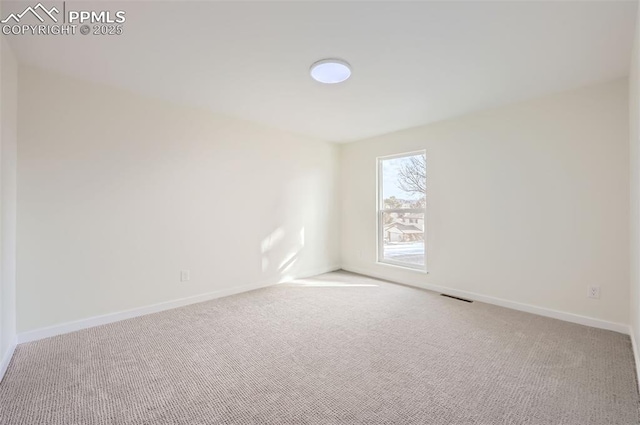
[[341, 79, 630, 326], [1, 36, 18, 370], [629, 4, 640, 369], [17, 65, 340, 333]]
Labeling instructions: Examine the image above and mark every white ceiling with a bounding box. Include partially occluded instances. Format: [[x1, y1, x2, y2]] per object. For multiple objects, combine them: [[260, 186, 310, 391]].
[[6, 1, 638, 142]]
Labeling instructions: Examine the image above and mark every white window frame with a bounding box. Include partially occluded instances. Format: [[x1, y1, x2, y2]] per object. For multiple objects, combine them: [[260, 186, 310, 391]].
[[376, 150, 427, 272]]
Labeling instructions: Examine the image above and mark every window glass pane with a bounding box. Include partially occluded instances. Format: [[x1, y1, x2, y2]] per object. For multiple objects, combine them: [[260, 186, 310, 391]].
[[379, 152, 426, 269], [381, 154, 426, 208], [382, 211, 425, 266]]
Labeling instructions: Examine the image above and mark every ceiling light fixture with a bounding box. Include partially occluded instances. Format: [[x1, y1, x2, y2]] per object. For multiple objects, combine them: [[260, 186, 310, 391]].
[[310, 59, 352, 84]]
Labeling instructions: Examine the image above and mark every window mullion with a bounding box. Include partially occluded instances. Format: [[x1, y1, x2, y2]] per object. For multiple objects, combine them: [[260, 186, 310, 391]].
[[380, 208, 425, 214]]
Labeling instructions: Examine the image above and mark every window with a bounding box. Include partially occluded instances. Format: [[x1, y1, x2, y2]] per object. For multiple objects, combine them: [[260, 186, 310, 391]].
[[377, 151, 426, 270]]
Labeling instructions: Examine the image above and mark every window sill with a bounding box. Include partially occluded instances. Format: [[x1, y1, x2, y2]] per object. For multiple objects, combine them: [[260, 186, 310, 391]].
[[376, 260, 429, 274]]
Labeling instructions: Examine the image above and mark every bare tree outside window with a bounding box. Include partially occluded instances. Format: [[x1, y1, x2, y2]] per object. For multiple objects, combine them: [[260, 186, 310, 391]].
[[397, 154, 426, 196]]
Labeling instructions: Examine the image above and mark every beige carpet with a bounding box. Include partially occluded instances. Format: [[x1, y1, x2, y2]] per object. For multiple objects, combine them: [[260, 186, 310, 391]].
[[0, 271, 638, 424]]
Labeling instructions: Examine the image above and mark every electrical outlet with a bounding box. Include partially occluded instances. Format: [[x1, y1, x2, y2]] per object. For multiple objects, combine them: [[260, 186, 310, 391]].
[[180, 270, 190, 282], [587, 285, 600, 299]]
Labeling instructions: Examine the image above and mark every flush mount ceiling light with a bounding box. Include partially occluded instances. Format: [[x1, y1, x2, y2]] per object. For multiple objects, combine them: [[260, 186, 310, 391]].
[[310, 59, 352, 84]]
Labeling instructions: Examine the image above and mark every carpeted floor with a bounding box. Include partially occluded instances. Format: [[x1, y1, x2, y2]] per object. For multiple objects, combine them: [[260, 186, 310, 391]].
[[0, 271, 638, 424]]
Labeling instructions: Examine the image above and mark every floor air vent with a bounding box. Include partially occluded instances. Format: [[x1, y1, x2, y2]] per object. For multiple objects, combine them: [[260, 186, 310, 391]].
[[440, 294, 473, 303]]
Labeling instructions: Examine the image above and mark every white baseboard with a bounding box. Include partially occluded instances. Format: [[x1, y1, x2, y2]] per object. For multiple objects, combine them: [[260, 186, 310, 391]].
[[342, 265, 629, 334], [0, 338, 17, 383], [18, 265, 341, 344], [290, 264, 341, 281], [629, 326, 640, 395]]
